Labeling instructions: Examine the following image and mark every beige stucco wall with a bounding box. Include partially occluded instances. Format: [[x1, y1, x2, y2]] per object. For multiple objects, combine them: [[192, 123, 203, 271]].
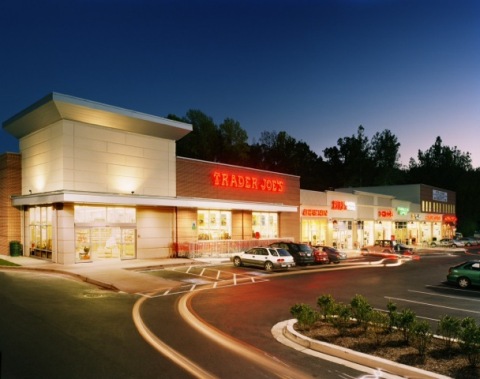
[[20, 120, 176, 196], [137, 207, 175, 259]]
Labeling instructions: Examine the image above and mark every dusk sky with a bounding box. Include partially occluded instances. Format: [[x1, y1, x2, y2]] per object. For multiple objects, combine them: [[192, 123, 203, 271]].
[[1, 0, 479, 167]]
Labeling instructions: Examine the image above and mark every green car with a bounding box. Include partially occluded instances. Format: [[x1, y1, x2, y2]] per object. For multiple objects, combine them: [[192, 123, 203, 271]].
[[447, 260, 480, 288]]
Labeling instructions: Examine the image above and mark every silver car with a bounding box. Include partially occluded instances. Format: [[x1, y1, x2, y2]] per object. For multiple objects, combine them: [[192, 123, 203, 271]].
[[232, 247, 295, 271]]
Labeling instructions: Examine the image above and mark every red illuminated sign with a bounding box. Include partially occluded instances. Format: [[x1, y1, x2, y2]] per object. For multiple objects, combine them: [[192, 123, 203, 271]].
[[302, 209, 328, 217], [331, 201, 347, 210], [425, 214, 443, 222], [443, 215, 457, 223], [378, 209, 393, 218], [212, 171, 284, 192], [331, 200, 356, 211]]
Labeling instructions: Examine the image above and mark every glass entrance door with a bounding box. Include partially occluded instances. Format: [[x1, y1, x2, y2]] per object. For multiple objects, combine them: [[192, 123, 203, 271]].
[[75, 227, 136, 261], [120, 228, 136, 260]]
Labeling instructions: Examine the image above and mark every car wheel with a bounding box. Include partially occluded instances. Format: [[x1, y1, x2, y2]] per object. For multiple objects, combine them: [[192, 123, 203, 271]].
[[264, 261, 274, 271], [233, 257, 242, 267], [457, 277, 471, 288]]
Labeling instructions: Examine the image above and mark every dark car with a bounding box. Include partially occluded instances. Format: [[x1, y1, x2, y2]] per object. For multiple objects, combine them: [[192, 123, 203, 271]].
[[269, 242, 315, 265], [447, 260, 480, 288], [314, 245, 347, 264]]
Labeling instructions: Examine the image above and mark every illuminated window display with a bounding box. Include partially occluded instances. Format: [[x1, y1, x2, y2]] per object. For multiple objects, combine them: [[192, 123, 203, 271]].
[[29, 206, 53, 258], [197, 210, 232, 240], [252, 212, 278, 239], [74, 206, 136, 261]]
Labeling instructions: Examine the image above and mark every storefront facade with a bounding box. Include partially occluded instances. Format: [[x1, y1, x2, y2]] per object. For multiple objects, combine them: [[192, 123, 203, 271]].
[[2, 93, 298, 263], [1, 94, 459, 263], [300, 185, 457, 248]]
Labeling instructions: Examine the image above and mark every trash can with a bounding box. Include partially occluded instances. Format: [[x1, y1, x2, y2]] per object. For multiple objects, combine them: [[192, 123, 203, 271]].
[[9, 241, 23, 257]]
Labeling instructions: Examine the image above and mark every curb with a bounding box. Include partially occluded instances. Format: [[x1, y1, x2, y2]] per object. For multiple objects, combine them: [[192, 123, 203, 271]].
[[272, 319, 453, 379]]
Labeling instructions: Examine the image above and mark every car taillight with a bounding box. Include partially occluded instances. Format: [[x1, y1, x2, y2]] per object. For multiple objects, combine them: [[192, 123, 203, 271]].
[[277, 258, 284, 263]]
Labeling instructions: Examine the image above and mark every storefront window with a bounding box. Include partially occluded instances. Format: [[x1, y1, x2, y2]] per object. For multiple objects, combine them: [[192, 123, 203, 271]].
[[252, 212, 278, 239], [75, 206, 136, 223], [197, 210, 232, 240], [301, 219, 327, 245], [29, 206, 53, 258], [74, 206, 136, 262]]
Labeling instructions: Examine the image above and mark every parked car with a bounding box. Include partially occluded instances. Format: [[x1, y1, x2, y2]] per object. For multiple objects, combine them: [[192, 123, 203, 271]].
[[314, 245, 347, 264], [459, 237, 479, 246], [231, 247, 295, 271], [361, 240, 414, 257], [269, 242, 315, 265], [430, 238, 465, 248], [447, 260, 480, 288], [312, 246, 329, 264]]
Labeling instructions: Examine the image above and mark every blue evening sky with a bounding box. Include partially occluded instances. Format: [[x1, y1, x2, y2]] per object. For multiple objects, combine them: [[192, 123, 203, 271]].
[[1, 0, 479, 167]]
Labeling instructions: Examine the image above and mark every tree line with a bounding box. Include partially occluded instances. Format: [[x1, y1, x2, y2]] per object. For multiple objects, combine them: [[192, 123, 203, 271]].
[[168, 110, 480, 235]]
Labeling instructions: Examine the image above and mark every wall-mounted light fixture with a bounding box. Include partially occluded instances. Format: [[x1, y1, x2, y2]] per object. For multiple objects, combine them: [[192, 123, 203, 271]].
[[29, 189, 32, 194]]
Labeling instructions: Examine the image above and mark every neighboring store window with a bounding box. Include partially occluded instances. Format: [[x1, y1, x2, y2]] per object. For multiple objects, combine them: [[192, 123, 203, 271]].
[[197, 210, 232, 240], [252, 212, 278, 239], [30, 206, 53, 258]]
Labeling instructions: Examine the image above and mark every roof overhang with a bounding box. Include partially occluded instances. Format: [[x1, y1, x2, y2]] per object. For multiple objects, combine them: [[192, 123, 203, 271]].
[[10, 190, 298, 213], [3, 93, 192, 141]]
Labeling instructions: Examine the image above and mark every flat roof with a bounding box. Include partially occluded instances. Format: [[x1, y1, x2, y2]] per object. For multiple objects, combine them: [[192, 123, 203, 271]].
[[3, 93, 192, 141]]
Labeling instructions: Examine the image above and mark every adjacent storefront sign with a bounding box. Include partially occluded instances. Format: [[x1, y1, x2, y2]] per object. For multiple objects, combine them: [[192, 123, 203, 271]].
[[378, 209, 393, 218], [302, 208, 328, 217], [331, 200, 356, 211]]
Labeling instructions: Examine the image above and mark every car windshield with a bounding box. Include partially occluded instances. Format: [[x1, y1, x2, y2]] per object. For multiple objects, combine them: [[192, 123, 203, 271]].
[[298, 244, 312, 253]]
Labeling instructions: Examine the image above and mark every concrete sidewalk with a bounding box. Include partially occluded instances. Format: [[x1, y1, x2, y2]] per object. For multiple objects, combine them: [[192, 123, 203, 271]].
[[0, 255, 225, 294]]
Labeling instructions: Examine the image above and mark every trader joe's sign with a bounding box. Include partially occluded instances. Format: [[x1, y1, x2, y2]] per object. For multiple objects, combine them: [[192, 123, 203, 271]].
[[212, 171, 285, 192]]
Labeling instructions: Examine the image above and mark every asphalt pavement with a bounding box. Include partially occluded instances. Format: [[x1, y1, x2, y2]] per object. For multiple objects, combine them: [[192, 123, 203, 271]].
[[0, 246, 460, 295]]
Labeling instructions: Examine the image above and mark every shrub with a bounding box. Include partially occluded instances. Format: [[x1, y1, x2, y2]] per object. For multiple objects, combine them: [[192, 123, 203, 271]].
[[331, 303, 351, 336], [316, 294, 336, 320], [459, 317, 480, 367], [386, 300, 398, 331], [350, 294, 372, 332], [410, 320, 432, 358], [290, 303, 318, 330], [368, 310, 390, 345], [397, 308, 416, 344], [437, 315, 462, 351]]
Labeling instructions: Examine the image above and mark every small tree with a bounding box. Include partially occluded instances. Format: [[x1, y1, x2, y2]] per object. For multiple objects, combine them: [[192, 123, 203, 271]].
[[317, 294, 336, 320], [459, 317, 480, 367], [437, 315, 462, 351], [350, 294, 372, 332], [331, 303, 351, 336], [368, 310, 390, 345], [386, 300, 399, 331], [290, 303, 318, 330], [397, 308, 417, 344], [410, 320, 432, 359]]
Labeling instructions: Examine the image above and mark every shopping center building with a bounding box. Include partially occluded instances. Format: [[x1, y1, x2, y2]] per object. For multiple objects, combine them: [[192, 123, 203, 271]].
[[0, 93, 457, 264]]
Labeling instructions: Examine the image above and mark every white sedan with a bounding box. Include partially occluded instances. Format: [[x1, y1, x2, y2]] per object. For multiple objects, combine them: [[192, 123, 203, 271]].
[[231, 247, 295, 271]]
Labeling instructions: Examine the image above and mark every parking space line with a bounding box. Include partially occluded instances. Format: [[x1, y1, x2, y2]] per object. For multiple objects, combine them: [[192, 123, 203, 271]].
[[385, 296, 480, 314], [426, 284, 480, 295], [409, 289, 480, 302]]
